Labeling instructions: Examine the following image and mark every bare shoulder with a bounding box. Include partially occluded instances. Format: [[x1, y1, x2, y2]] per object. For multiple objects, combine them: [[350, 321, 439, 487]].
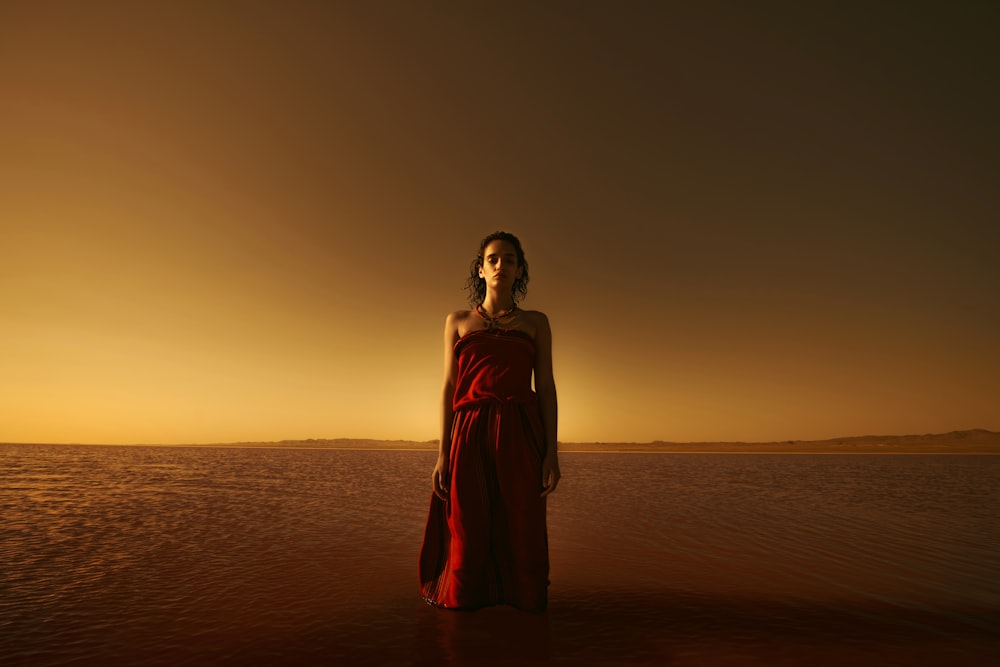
[[447, 309, 479, 339], [520, 309, 550, 327], [446, 309, 472, 323], [518, 309, 551, 339], [446, 310, 475, 326]]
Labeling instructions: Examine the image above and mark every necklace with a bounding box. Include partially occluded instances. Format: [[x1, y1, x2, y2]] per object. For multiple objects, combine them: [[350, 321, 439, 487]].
[[476, 303, 517, 329]]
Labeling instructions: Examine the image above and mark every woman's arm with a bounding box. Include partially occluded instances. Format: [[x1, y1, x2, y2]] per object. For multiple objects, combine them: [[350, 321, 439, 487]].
[[533, 312, 560, 497], [432, 312, 461, 500]]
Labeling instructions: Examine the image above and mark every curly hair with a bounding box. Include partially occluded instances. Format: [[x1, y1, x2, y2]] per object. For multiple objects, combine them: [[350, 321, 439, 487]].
[[464, 230, 530, 307]]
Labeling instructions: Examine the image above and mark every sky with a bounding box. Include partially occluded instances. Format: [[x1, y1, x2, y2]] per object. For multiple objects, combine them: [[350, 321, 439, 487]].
[[1, 1, 998, 445]]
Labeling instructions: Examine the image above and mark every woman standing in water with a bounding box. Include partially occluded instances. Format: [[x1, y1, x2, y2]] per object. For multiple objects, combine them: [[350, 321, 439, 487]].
[[419, 231, 560, 612]]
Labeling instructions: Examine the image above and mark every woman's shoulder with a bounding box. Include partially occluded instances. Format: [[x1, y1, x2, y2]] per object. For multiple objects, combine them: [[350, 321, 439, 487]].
[[443, 307, 549, 340], [518, 308, 550, 326], [444, 309, 477, 338], [445, 309, 476, 325], [514, 309, 550, 342]]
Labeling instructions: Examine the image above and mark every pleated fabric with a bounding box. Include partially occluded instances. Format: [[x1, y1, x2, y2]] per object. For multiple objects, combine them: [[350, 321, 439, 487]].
[[419, 328, 549, 612]]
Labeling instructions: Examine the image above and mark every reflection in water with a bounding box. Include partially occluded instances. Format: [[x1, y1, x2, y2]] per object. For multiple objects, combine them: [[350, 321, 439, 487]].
[[1, 445, 998, 665], [414, 605, 550, 665]]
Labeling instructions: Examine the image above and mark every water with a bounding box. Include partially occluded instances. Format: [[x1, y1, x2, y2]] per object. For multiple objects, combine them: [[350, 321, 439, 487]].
[[2, 445, 998, 665]]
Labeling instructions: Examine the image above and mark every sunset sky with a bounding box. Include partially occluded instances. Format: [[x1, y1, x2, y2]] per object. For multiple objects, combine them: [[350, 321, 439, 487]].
[[2, 1, 997, 445]]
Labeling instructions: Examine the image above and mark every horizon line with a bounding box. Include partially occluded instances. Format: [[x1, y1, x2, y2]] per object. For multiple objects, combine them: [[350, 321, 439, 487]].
[[2, 427, 997, 449]]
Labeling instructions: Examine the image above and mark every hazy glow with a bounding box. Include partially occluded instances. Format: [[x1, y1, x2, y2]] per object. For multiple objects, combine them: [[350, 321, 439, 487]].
[[2, 2, 997, 444]]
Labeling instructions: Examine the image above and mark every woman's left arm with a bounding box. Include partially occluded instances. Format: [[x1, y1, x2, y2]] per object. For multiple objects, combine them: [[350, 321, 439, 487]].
[[534, 312, 560, 497]]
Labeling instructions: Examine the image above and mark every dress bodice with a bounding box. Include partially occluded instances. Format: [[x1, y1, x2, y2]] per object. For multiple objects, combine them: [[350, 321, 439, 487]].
[[452, 328, 536, 410]]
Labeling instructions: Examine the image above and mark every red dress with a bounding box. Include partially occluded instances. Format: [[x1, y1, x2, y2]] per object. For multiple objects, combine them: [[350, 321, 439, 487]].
[[419, 328, 550, 612]]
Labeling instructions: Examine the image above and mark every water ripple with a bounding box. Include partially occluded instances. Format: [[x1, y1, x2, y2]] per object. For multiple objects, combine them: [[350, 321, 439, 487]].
[[1, 445, 998, 665]]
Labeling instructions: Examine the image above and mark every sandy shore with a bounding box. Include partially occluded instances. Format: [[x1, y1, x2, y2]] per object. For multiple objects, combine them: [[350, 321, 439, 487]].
[[113, 428, 1000, 454], [6, 429, 998, 453], [559, 428, 1000, 454]]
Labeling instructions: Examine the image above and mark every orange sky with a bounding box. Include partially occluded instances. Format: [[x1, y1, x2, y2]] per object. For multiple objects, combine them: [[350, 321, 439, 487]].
[[2, 1, 998, 444]]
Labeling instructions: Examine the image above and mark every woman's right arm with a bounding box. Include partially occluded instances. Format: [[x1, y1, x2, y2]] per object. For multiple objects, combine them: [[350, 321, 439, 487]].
[[432, 312, 460, 500]]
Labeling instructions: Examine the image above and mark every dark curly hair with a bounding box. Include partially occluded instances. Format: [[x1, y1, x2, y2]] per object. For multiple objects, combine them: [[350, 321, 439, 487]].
[[465, 231, 529, 307]]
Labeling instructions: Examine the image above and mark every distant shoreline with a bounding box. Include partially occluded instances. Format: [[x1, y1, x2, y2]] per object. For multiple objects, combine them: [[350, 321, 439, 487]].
[[4, 429, 998, 454]]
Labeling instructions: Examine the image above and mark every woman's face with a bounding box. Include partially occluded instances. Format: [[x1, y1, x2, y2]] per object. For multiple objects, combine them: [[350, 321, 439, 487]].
[[478, 240, 523, 290]]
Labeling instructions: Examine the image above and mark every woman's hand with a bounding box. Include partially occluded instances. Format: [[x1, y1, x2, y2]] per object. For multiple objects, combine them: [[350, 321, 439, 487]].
[[432, 456, 450, 501], [540, 455, 561, 497]]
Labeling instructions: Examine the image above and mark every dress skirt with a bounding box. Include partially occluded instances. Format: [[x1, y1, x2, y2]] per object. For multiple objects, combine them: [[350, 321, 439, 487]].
[[419, 328, 550, 612]]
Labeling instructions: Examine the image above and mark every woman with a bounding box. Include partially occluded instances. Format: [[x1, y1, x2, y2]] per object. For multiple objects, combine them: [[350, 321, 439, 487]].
[[419, 231, 560, 612]]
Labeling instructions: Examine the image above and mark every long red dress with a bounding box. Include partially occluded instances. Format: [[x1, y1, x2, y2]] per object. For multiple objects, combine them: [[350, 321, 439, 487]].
[[419, 327, 550, 612]]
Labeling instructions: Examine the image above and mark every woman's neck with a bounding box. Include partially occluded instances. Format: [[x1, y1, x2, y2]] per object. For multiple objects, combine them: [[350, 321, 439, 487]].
[[480, 292, 515, 315]]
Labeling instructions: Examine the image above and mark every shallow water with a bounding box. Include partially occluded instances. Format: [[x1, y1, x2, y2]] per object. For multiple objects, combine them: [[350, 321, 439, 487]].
[[1, 445, 998, 665]]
